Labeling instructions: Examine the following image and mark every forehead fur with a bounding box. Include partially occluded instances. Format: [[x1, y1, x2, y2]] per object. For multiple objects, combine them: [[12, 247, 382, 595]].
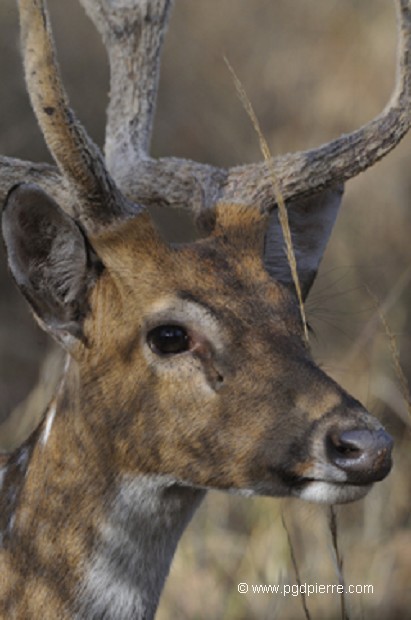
[[85, 203, 271, 303], [211, 202, 268, 245], [90, 202, 267, 264], [84, 202, 301, 359]]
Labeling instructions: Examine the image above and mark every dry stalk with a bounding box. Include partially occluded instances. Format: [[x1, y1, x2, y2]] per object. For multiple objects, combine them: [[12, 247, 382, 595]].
[[328, 506, 350, 620], [224, 57, 309, 342], [368, 287, 411, 420], [281, 512, 312, 620]]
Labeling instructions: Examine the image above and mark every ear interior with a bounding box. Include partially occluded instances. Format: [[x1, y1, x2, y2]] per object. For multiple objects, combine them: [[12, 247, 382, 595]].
[[1, 183, 102, 342], [264, 186, 344, 299]]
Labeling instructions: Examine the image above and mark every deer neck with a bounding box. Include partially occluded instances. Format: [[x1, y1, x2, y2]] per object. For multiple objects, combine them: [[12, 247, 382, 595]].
[[79, 474, 205, 620], [1, 364, 205, 620]]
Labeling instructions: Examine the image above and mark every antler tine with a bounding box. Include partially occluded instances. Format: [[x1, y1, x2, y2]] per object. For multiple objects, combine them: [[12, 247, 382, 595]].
[[17, 0, 135, 231], [79, 0, 173, 179], [223, 0, 411, 209]]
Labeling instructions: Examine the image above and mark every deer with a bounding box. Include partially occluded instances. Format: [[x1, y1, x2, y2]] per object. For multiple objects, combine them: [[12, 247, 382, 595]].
[[0, 0, 409, 618]]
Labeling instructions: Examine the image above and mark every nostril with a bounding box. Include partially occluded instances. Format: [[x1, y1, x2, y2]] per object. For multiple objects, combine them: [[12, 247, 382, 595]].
[[330, 432, 363, 459], [326, 428, 393, 484]]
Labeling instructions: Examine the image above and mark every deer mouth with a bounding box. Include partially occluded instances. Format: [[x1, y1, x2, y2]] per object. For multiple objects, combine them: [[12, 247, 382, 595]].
[[272, 426, 393, 505], [295, 479, 373, 504], [282, 424, 394, 504], [271, 469, 373, 504]]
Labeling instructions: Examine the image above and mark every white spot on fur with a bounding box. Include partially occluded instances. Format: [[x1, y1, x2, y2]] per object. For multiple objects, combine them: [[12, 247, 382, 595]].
[[40, 357, 70, 449], [41, 402, 57, 447]]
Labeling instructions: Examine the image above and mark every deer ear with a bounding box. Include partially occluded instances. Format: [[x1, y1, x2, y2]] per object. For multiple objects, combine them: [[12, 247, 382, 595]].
[[1, 183, 101, 343], [264, 186, 344, 299]]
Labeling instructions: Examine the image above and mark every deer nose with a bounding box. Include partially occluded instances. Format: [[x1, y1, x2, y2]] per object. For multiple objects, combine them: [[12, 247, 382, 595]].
[[326, 428, 393, 484]]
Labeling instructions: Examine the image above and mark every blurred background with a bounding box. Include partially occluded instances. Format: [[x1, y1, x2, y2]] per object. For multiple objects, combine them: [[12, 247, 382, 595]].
[[1, 0, 411, 618]]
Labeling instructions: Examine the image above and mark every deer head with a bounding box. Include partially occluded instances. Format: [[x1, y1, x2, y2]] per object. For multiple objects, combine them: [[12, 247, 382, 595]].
[[0, 0, 409, 618], [2, 179, 392, 503]]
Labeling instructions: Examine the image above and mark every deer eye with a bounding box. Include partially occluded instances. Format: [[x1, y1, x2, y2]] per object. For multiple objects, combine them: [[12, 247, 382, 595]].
[[147, 324, 190, 355]]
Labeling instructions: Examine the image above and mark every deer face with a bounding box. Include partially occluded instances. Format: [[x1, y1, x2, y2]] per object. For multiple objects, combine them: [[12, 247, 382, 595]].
[[2, 185, 392, 506]]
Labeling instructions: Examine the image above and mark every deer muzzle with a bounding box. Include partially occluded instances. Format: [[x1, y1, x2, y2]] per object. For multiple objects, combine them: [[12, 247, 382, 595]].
[[292, 408, 394, 504], [325, 427, 393, 485]]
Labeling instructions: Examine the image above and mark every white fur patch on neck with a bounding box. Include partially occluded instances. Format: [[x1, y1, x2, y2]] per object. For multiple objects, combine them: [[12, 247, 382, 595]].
[[77, 474, 204, 620]]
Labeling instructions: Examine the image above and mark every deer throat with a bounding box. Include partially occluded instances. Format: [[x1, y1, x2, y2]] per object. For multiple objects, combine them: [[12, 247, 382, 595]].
[[76, 474, 205, 620]]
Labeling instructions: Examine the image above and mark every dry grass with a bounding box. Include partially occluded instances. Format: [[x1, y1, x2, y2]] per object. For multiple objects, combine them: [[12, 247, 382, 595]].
[[1, 1, 411, 618], [224, 56, 309, 342]]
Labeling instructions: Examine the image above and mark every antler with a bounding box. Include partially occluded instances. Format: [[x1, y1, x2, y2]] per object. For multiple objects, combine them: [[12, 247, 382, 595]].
[[81, 0, 411, 214], [16, 0, 134, 230], [80, 0, 172, 167], [0, 0, 410, 224]]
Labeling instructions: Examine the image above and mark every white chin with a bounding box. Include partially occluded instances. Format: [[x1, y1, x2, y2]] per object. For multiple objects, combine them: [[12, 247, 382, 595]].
[[295, 481, 372, 504]]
